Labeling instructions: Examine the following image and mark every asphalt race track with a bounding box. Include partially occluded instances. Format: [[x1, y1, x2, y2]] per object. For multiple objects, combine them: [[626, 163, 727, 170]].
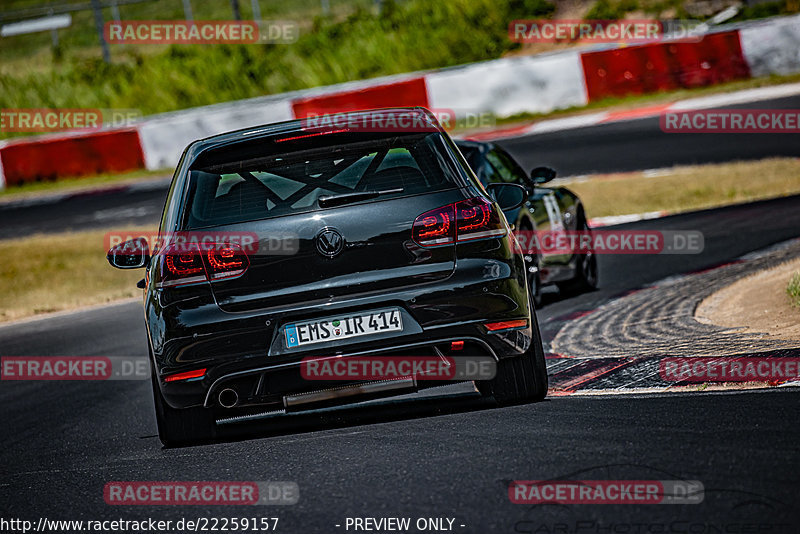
[[1, 110, 800, 531], [500, 94, 800, 175]]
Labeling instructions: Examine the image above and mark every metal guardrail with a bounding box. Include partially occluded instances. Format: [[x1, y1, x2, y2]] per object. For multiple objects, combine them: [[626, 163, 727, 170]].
[[0, 0, 157, 24]]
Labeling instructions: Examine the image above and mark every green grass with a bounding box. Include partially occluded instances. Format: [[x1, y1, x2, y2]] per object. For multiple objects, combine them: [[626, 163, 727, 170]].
[[564, 157, 800, 218], [788, 272, 800, 307], [0, 0, 551, 140], [731, 0, 800, 23], [2, 0, 798, 142], [0, 228, 145, 322], [0, 0, 375, 63]]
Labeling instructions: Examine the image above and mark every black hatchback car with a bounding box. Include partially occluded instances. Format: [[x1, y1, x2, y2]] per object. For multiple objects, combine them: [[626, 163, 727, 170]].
[[108, 108, 547, 446]]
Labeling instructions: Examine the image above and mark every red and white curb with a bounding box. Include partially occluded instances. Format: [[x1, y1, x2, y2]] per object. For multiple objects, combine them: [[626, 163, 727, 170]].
[[588, 211, 670, 227]]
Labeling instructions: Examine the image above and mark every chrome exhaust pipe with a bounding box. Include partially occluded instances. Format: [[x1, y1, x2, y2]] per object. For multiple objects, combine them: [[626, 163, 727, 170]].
[[218, 388, 239, 408]]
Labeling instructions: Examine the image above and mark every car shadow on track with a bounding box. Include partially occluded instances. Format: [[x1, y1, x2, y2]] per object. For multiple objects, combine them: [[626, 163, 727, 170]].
[[160, 387, 551, 448]]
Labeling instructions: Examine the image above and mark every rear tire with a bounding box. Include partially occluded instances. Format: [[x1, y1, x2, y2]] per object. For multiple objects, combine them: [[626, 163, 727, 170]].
[[479, 294, 548, 405], [521, 222, 542, 308], [558, 251, 598, 294], [150, 360, 216, 447], [557, 211, 598, 295]]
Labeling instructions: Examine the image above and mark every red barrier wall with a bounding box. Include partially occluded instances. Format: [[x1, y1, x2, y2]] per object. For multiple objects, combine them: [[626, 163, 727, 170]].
[[291, 77, 429, 118], [0, 129, 145, 186], [580, 31, 751, 102]]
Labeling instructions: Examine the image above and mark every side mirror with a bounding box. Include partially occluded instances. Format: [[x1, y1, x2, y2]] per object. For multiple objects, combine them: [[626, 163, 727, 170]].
[[531, 166, 557, 184], [486, 183, 526, 211], [107, 237, 150, 269]]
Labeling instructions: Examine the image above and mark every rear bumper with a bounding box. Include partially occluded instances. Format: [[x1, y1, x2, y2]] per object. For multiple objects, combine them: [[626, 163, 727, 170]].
[[156, 324, 531, 410], [146, 254, 533, 410], [201, 335, 503, 409]]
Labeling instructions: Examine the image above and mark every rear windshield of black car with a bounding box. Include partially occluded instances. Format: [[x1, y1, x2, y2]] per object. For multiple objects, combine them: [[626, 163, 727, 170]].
[[183, 132, 462, 229]]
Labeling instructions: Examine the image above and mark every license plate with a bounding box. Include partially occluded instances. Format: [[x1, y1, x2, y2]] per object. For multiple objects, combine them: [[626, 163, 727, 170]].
[[284, 309, 403, 348]]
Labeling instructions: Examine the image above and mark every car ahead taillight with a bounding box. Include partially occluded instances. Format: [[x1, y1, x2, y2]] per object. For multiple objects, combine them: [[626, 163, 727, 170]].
[[154, 242, 249, 288], [412, 197, 506, 247]]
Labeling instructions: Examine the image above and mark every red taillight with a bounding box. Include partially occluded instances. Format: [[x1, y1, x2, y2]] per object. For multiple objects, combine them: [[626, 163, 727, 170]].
[[450, 340, 464, 351], [412, 197, 506, 247], [205, 243, 249, 280], [455, 197, 506, 241], [164, 368, 207, 382], [484, 319, 528, 331], [159, 242, 206, 288], [154, 241, 249, 288], [412, 205, 455, 247]]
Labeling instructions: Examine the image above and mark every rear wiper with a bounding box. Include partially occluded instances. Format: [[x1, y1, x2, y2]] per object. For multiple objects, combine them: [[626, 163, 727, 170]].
[[318, 188, 404, 208]]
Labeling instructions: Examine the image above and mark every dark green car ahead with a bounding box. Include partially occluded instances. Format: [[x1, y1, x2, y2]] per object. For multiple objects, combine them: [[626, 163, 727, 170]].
[[455, 139, 598, 307]]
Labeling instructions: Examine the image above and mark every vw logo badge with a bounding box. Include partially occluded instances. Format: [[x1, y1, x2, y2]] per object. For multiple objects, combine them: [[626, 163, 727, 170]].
[[316, 227, 345, 258]]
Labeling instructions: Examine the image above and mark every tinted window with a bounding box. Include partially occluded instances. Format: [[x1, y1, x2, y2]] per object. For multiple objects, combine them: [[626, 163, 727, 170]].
[[183, 133, 458, 229], [456, 145, 482, 174], [485, 149, 525, 184]]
